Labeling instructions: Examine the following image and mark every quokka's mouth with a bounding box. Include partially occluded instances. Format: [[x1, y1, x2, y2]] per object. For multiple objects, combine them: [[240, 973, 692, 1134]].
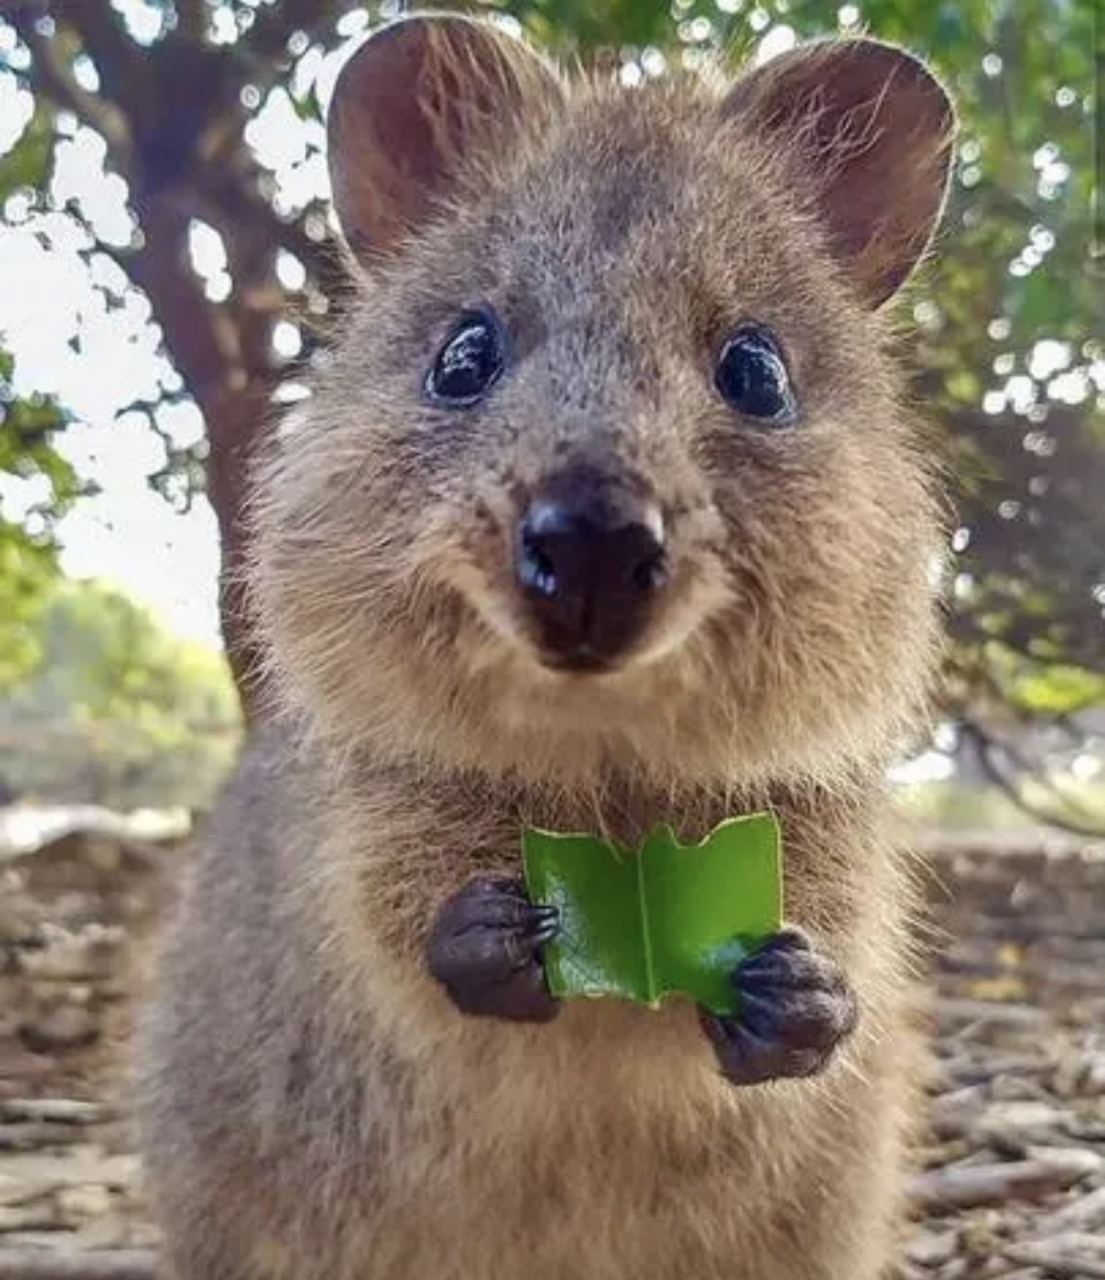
[[536, 646, 620, 676]]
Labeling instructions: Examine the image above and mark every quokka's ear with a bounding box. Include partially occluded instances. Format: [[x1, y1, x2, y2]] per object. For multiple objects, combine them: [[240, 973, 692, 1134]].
[[723, 38, 957, 307], [326, 14, 563, 265]]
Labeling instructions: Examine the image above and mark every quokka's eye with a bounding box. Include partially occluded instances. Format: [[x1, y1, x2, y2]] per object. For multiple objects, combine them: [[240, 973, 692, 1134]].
[[424, 309, 506, 407], [714, 324, 797, 426]]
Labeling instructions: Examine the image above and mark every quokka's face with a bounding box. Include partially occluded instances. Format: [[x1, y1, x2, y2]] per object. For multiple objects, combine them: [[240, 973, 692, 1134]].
[[251, 17, 954, 784]]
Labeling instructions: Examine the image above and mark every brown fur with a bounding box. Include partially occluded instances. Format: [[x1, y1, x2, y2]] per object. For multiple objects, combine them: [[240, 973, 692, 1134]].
[[137, 17, 954, 1280]]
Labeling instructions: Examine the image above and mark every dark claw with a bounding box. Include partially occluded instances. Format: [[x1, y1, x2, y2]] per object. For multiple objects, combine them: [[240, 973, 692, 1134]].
[[700, 926, 858, 1087], [529, 919, 560, 947], [428, 876, 561, 1023]]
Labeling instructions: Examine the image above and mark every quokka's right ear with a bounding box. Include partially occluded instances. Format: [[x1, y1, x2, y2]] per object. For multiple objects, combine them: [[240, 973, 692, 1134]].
[[326, 14, 563, 267]]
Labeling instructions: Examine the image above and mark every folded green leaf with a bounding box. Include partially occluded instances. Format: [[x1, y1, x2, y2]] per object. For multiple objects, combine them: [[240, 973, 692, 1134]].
[[522, 813, 782, 1015]]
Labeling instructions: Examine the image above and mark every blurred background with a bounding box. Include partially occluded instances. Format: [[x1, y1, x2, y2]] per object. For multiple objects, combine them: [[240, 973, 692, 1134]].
[[0, 3, 1100, 1276]]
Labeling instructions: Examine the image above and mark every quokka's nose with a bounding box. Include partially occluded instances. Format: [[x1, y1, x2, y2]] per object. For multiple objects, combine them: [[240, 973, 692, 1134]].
[[514, 472, 667, 669]]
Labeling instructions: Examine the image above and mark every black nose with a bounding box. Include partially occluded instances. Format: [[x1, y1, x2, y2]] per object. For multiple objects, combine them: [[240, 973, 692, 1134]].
[[515, 474, 667, 668]]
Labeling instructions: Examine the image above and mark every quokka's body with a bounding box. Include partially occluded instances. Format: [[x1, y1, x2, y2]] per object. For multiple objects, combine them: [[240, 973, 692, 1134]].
[[138, 16, 956, 1280]]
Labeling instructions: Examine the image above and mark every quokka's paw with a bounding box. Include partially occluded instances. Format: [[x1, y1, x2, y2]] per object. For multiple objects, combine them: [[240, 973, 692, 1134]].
[[427, 877, 561, 1023], [699, 927, 859, 1087]]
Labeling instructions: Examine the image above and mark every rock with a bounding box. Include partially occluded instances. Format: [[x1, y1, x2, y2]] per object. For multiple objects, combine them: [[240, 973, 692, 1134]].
[[1034, 1184, 1105, 1233], [0, 1151, 138, 1205], [0, 1101, 109, 1126], [56, 1184, 113, 1223], [908, 1151, 1099, 1211], [0, 986, 23, 1042], [974, 1100, 1077, 1146], [20, 1007, 97, 1055], [0, 894, 36, 945], [0, 1202, 60, 1231], [19, 935, 120, 984], [905, 1229, 959, 1267], [0, 1045, 56, 1088]]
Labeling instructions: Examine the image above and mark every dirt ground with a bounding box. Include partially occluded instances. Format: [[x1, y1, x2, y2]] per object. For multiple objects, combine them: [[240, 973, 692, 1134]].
[[0, 813, 1102, 1279]]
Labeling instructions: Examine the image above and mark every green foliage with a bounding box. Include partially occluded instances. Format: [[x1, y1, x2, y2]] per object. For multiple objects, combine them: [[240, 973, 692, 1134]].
[[984, 646, 1105, 718], [0, 96, 54, 193], [881, 0, 1103, 687], [503, 0, 678, 51], [0, 351, 79, 685], [0, 578, 241, 809]]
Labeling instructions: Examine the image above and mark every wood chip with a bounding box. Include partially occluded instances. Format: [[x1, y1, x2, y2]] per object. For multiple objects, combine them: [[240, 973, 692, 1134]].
[[935, 999, 1050, 1028], [908, 1152, 1098, 1210], [0, 1105, 107, 1128], [1033, 1183, 1105, 1234], [1001, 1238, 1105, 1278], [0, 1249, 157, 1280]]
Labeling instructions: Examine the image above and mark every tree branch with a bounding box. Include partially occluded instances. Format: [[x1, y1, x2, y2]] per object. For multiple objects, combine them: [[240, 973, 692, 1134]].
[[175, 0, 209, 43], [49, 0, 151, 108], [959, 719, 1105, 839], [242, 0, 353, 62], [190, 166, 348, 310], [9, 14, 133, 170]]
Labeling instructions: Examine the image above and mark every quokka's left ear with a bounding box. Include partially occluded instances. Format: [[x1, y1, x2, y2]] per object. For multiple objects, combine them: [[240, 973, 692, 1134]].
[[722, 38, 957, 307]]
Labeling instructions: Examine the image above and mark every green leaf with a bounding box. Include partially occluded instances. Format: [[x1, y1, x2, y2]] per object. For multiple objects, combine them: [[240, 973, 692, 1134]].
[[0, 100, 56, 195], [523, 813, 783, 1015]]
